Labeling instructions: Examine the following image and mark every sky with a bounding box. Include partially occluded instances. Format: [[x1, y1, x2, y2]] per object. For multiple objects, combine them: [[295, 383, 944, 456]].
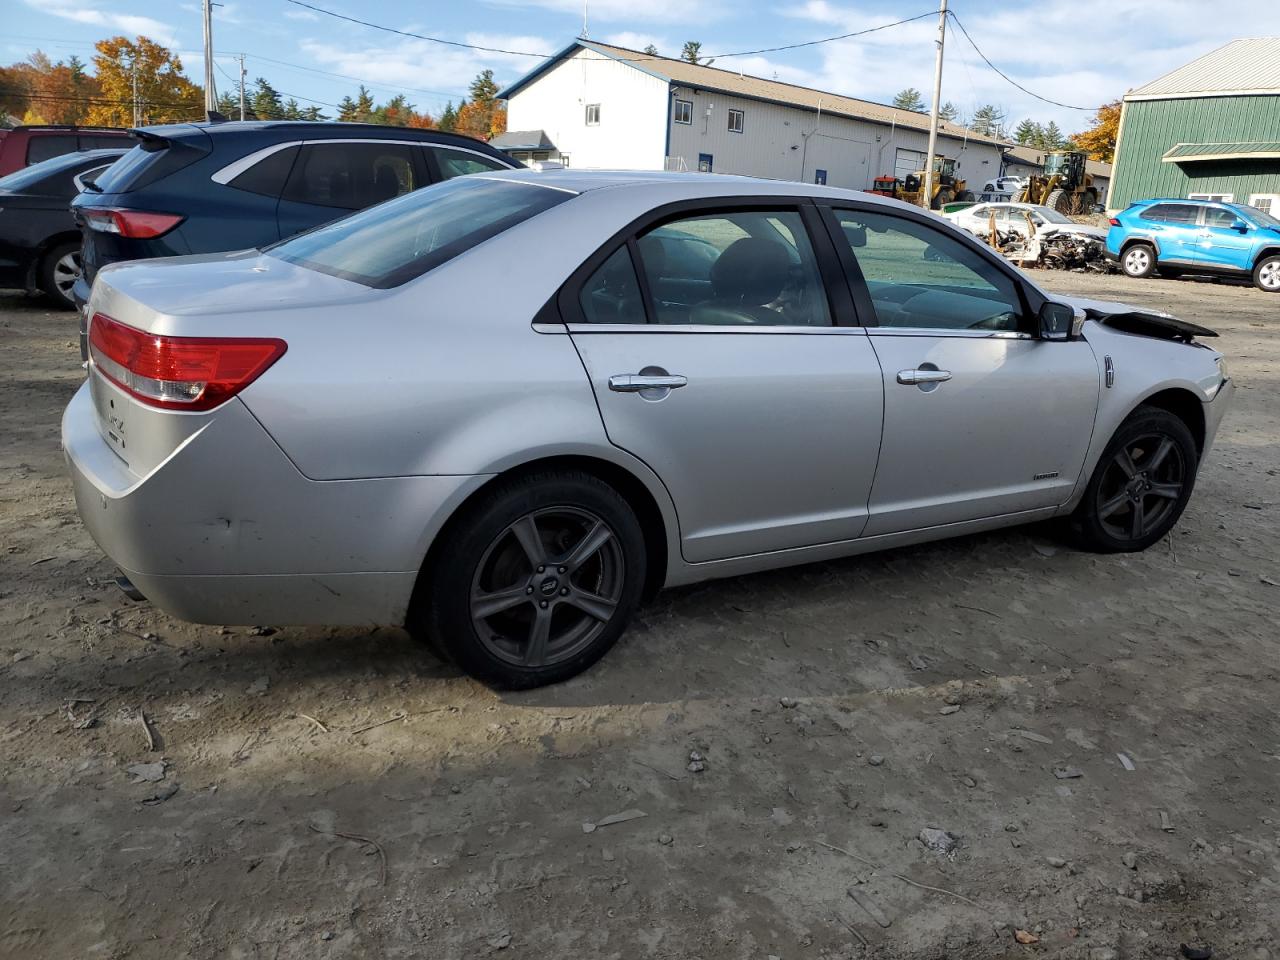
[[5, 0, 1275, 133]]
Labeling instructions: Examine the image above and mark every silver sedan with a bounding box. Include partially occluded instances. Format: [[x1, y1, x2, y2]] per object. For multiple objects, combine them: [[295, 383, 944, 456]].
[[63, 171, 1233, 687]]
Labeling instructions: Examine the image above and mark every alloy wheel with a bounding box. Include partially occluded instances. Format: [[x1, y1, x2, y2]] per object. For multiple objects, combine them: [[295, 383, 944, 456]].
[[1260, 260, 1280, 291], [1124, 248, 1149, 275], [53, 250, 81, 301], [470, 507, 625, 668], [1095, 433, 1186, 541]]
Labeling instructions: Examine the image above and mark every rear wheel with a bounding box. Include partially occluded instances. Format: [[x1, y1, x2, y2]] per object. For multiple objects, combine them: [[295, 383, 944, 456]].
[[1047, 188, 1071, 214], [1070, 406, 1197, 553], [38, 242, 81, 310], [411, 471, 646, 689], [1254, 254, 1280, 293], [956, 190, 976, 202], [1121, 242, 1156, 279]]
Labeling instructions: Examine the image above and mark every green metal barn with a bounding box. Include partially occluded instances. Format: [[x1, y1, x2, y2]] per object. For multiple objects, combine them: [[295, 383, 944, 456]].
[[1109, 38, 1280, 214]]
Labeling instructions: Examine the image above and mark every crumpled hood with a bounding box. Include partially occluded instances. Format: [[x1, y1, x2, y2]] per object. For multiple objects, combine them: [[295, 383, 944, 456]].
[[1052, 294, 1218, 342]]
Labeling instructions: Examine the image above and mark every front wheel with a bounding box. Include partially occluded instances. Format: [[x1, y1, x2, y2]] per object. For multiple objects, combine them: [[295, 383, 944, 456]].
[[1254, 254, 1280, 293], [411, 471, 646, 688], [1121, 242, 1156, 279], [1070, 406, 1198, 553]]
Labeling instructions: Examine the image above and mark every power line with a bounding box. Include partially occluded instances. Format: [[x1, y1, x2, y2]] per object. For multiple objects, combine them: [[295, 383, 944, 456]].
[[220, 51, 465, 103], [946, 11, 1100, 112], [277, 0, 937, 61]]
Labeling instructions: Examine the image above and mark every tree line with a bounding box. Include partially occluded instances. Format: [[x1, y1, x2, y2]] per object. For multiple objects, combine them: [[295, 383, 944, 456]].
[[0, 38, 507, 140], [890, 87, 1119, 160]]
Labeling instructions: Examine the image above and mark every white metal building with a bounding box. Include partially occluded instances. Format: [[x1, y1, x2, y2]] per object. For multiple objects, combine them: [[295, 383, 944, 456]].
[[498, 40, 1007, 191]]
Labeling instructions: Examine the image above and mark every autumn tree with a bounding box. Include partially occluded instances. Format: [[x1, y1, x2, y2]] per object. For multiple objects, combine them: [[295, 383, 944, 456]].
[[86, 36, 202, 126], [10, 51, 101, 124], [892, 87, 924, 112], [0, 65, 32, 124], [1071, 100, 1120, 163], [454, 70, 505, 139]]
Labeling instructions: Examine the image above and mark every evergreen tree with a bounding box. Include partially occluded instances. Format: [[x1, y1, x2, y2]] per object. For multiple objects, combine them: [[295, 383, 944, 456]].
[[438, 101, 457, 132], [281, 98, 303, 120], [301, 104, 326, 121], [468, 69, 499, 106], [643, 44, 659, 57], [1014, 118, 1040, 144], [938, 101, 959, 122], [680, 41, 712, 65], [251, 77, 283, 120], [216, 90, 239, 116], [354, 84, 375, 122], [337, 95, 358, 122], [1040, 121, 1064, 150], [892, 87, 925, 112], [969, 103, 1006, 138]]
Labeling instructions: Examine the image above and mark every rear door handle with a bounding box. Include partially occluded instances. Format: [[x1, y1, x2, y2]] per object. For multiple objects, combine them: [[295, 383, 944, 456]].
[[608, 374, 688, 392], [896, 369, 952, 385]]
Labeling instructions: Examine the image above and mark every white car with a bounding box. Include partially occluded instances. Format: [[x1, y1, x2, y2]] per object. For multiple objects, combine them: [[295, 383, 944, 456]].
[[947, 202, 1107, 242], [981, 176, 1026, 194]]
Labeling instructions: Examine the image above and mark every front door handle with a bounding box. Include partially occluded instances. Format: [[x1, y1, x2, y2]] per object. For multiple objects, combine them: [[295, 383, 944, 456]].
[[896, 368, 952, 385], [608, 374, 688, 392]]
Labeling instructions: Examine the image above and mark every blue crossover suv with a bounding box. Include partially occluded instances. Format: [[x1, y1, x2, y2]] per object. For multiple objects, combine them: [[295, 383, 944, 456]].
[[1106, 198, 1280, 292]]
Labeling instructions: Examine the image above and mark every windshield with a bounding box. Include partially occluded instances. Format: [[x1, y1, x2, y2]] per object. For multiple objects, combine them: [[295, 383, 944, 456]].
[[1233, 203, 1280, 230], [1032, 206, 1073, 224], [269, 175, 572, 288], [0, 151, 106, 193]]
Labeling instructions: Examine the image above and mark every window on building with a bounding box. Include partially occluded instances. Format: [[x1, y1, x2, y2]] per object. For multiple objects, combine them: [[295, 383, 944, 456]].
[[1188, 192, 1233, 203], [814, 169, 827, 185], [674, 99, 693, 124], [1250, 194, 1279, 215], [727, 109, 744, 134], [585, 103, 601, 126]]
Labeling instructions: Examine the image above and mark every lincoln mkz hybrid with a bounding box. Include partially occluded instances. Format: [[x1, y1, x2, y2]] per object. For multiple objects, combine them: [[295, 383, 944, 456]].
[[63, 171, 1233, 687]]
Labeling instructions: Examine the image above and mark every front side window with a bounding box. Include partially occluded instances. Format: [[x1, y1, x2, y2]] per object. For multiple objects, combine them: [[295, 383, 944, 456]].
[[727, 109, 744, 134], [833, 209, 1024, 332], [585, 103, 601, 126], [283, 142, 420, 210], [674, 99, 693, 124], [270, 176, 569, 287], [432, 147, 511, 180], [635, 209, 831, 327], [1204, 207, 1240, 229]]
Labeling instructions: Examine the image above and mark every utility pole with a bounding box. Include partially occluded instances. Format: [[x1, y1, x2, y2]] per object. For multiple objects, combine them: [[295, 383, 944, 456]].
[[202, 0, 217, 114], [131, 60, 141, 127], [922, 0, 947, 208], [237, 54, 246, 120]]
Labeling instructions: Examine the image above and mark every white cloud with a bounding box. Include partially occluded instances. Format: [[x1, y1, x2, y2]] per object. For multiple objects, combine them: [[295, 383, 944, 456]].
[[28, 0, 180, 47], [483, 0, 726, 22], [601, 32, 670, 54], [283, 8, 320, 20]]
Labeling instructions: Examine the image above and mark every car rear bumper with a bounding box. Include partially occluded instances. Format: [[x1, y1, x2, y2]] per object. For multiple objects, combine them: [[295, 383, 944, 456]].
[[62, 381, 488, 626]]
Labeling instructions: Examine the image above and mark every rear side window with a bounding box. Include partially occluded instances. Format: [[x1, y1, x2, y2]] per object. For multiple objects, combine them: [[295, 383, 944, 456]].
[[283, 142, 421, 210], [79, 134, 128, 151], [269, 175, 569, 287], [26, 134, 78, 165], [1140, 203, 1199, 224], [579, 246, 646, 324], [432, 147, 512, 180], [229, 145, 299, 198]]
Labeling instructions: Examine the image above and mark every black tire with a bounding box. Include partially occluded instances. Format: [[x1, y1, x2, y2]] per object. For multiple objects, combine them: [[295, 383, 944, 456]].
[[37, 241, 81, 310], [956, 190, 976, 202], [1121, 242, 1157, 279], [1070, 406, 1198, 553], [1253, 253, 1280, 293], [410, 470, 646, 689], [1046, 188, 1071, 214]]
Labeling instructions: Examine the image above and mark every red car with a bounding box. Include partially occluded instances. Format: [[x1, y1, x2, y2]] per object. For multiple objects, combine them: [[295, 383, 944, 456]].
[[0, 125, 132, 176]]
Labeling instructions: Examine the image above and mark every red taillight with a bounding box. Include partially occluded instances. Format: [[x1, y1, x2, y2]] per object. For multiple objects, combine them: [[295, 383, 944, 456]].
[[1108, 217, 1121, 227], [88, 313, 286, 411], [82, 208, 185, 239]]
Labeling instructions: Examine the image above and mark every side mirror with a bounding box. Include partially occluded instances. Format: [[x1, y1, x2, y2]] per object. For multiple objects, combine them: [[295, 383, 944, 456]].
[[1232, 219, 1250, 233], [1038, 300, 1078, 341]]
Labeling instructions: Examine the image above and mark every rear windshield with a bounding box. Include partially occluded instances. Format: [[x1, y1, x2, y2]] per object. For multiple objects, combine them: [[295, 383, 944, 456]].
[[90, 143, 155, 193], [0, 151, 102, 193], [269, 175, 571, 287]]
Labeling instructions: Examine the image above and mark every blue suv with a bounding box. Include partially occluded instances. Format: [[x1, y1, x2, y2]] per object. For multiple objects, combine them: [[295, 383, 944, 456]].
[[1106, 198, 1280, 293]]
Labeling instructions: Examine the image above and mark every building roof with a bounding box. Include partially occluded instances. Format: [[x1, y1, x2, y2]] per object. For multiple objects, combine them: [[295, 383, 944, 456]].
[[1001, 144, 1112, 179], [491, 129, 557, 151], [499, 39, 1005, 146], [1162, 140, 1280, 162], [1127, 37, 1280, 100]]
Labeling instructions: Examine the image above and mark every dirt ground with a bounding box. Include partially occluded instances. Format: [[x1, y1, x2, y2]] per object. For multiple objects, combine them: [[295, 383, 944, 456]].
[[1, 270, 1277, 960]]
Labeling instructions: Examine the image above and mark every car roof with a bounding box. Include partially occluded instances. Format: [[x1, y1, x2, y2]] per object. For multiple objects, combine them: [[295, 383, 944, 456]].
[[134, 120, 502, 148], [469, 168, 908, 208]]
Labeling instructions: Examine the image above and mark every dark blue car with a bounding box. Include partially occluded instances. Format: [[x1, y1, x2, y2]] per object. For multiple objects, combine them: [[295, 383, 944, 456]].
[[1106, 197, 1280, 292], [70, 120, 519, 318]]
